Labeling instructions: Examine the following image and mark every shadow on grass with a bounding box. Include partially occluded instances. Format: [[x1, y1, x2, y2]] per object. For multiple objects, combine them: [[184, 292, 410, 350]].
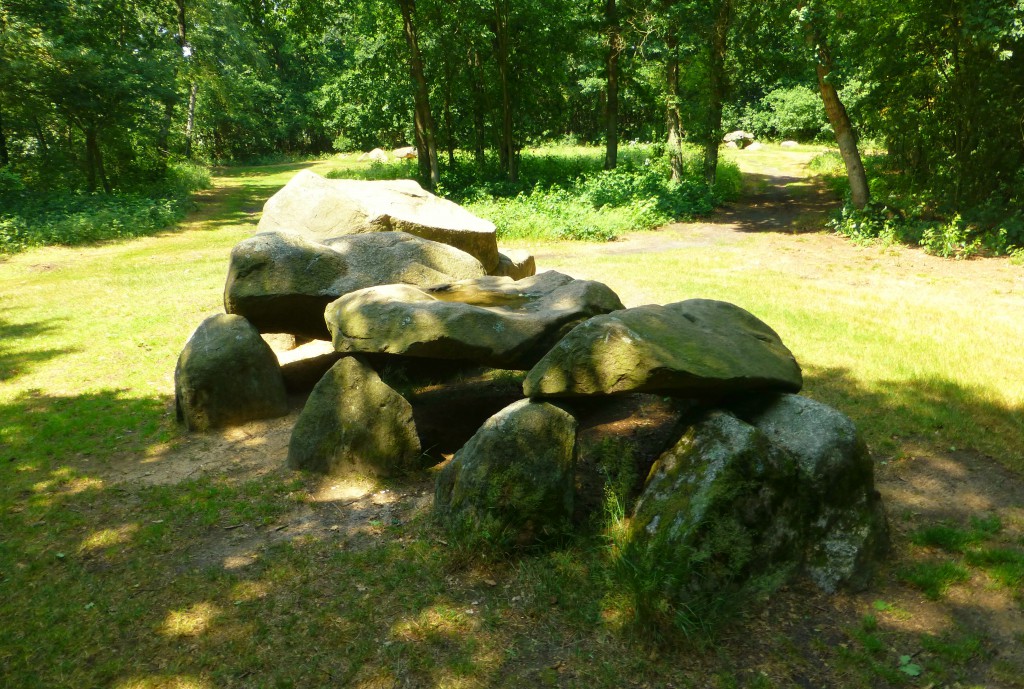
[[714, 171, 841, 234], [0, 315, 72, 384], [160, 181, 276, 235], [211, 161, 320, 179], [159, 161, 322, 236], [1, 380, 1020, 687], [0, 388, 554, 687], [803, 365, 1024, 474], [0, 388, 172, 467]]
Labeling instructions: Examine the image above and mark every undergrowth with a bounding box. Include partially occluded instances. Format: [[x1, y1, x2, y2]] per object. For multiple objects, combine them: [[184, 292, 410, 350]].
[[590, 438, 755, 647], [326, 144, 742, 242], [810, 151, 1024, 260], [434, 435, 750, 646], [904, 515, 1024, 603], [0, 162, 211, 255]]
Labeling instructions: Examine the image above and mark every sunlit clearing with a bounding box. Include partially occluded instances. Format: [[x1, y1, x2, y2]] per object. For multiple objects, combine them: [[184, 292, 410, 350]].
[[219, 426, 267, 447], [231, 580, 270, 602], [79, 524, 139, 552], [391, 604, 475, 642], [33, 470, 103, 495], [142, 442, 175, 459], [276, 339, 334, 366], [351, 669, 398, 689], [311, 476, 378, 503], [875, 603, 955, 637], [223, 552, 259, 570], [600, 593, 636, 633], [32, 466, 75, 492], [60, 476, 104, 494], [112, 675, 212, 689], [161, 602, 220, 638]]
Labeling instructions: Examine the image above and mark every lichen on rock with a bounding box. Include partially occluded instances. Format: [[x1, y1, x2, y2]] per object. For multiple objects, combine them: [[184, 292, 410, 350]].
[[434, 399, 577, 549], [287, 356, 421, 477], [733, 393, 890, 592], [523, 299, 803, 398], [174, 314, 289, 431], [629, 411, 806, 598]]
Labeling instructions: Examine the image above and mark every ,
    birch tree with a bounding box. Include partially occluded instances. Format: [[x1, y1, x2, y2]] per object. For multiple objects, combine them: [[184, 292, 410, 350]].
[[664, 28, 684, 182], [795, 1, 869, 209], [702, 0, 732, 185], [173, 0, 198, 160], [396, 0, 440, 187], [604, 0, 623, 169]]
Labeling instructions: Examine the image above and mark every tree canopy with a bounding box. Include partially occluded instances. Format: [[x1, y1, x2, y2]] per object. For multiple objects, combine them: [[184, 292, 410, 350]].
[[1, 0, 1021, 223]]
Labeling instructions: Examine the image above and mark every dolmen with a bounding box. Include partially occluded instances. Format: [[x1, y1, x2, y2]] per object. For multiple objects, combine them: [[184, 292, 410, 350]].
[[173, 171, 888, 607]]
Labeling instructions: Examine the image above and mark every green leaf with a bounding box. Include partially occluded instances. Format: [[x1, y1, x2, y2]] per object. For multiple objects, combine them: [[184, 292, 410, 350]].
[[899, 662, 922, 677], [898, 655, 922, 676]]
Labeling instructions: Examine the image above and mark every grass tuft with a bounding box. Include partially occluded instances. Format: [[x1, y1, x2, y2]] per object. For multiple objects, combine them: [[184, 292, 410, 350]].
[[898, 560, 971, 600], [911, 524, 980, 553], [909, 514, 1022, 601]]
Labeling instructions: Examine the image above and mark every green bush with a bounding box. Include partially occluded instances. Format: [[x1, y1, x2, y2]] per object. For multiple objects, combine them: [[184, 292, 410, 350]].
[[976, 196, 1024, 256], [813, 152, 1022, 258], [743, 86, 828, 142], [581, 165, 666, 209], [469, 161, 726, 243], [161, 161, 212, 197], [328, 144, 739, 243], [828, 206, 900, 245], [0, 166, 26, 194], [828, 206, 984, 259], [920, 215, 981, 259], [0, 161, 211, 255], [469, 185, 620, 242], [808, 151, 844, 177]]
